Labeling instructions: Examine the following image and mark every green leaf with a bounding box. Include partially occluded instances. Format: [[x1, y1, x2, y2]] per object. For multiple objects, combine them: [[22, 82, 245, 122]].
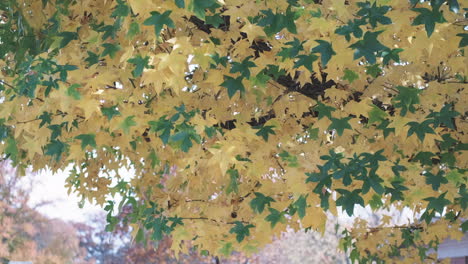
[[175, 0, 185, 8], [277, 38, 305, 60], [58, 31, 78, 48], [424, 192, 450, 214], [75, 134, 96, 150], [257, 6, 297, 36], [278, 150, 299, 167], [101, 43, 121, 59], [413, 151, 434, 166], [45, 140, 67, 161], [336, 189, 364, 216], [426, 104, 459, 129], [111, 0, 130, 17], [229, 221, 254, 242], [424, 170, 448, 191], [265, 208, 285, 228], [367, 105, 387, 124], [446, 170, 463, 185], [5, 137, 18, 162], [205, 14, 225, 28], [38, 111, 52, 128], [328, 117, 352, 136], [219, 242, 233, 256], [85, 51, 100, 67], [226, 168, 239, 194], [67, 84, 81, 100], [335, 19, 366, 42], [349, 30, 387, 64], [356, 1, 392, 28], [120, 116, 137, 134], [149, 116, 174, 144], [411, 7, 446, 37], [126, 22, 140, 39], [293, 195, 307, 219], [128, 55, 150, 77], [189, 0, 219, 20], [365, 64, 382, 78], [448, 0, 460, 13], [311, 40, 336, 67], [221, 75, 245, 98], [456, 33, 468, 48], [392, 86, 421, 116], [230, 56, 256, 79], [407, 119, 436, 142], [294, 54, 318, 72], [381, 48, 403, 65], [250, 192, 275, 214], [343, 69, 359, 83], [101, 105, 121, 120], [254, 125, 276, 141], [314, 101, 335, 120], [170, 123, 201, 152], [143, 10, 175, 37]]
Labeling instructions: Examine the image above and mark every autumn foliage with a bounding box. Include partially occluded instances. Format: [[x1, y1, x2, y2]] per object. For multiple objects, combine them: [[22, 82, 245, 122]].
[[0, 0, 467, 262]]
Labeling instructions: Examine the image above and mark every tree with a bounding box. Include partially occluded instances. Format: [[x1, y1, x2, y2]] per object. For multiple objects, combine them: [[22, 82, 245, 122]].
[[0, 0, 466, 262], [0, 162, 89, 264]]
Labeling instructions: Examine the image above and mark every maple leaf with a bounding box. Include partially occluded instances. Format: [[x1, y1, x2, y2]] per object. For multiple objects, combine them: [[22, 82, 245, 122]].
[[85, 51, 100, 67], [101, 43, 121, 59], [128, 55, 150, 78], [335, 19, 366, 42], [342, 69, 359, 83], [314, 101, 336, 120], [367, 105, 387, 125], [294, 54, 318, 72], [44, 140, 67, 161], [126, 22, 140, 39], [58, 31, 78, 48], [423, 170, 448, 191], [349, 31, 387, 64], [149, 116, 174, 144], [356, 1, 392, 28], [111, 0, 130, 17], [75, 134, 97, 150], [411, 7, 446, 37], [381, 48, 403, 65], [250, 192, 275, 214], [336, 189, 364, 216], [120, 116, 137, 134], [229, 221, 254, 242], [406, 119, 436, 142], [226, 168, 239, 194], [426, 104, 459, 129], [365, 64, 382, 78], [292, 195, 307, 219], [101, 105, 121, 120], [189, 0, 220, 20], [457, 33, 468, 48], [230, 56, 256, 79], [254, 125, 276, 141], [328, 117, 353, 136], [38, 111, 52, 128], [265, 208, 286, 228], [277, 38, 305, 60], [143, 11, 175, 37], [257, 6, 297, 36], [311, 40, 336, 67], [392, 86, 421, 116], [221, 76, 245, 98], [170, 123, 201, 152]]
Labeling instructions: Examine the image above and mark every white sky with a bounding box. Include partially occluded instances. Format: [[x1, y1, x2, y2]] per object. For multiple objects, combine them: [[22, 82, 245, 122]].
[[27, 168, 103, 223]]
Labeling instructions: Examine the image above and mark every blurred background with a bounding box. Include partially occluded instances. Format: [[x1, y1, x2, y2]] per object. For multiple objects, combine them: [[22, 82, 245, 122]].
[[0, 161, 348, 264]]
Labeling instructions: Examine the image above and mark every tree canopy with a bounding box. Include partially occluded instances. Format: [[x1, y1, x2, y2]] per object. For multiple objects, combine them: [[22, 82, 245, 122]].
[[0, 0, 467, 262]]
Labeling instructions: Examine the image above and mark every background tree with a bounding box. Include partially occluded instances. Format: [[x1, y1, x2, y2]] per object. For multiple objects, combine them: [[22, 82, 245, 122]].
[[0, 0, 466, 262], [0, 162, 89, 264]]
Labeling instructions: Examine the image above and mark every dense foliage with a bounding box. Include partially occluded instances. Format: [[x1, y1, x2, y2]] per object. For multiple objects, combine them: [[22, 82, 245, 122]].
[[0, 0, 467, 262]]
